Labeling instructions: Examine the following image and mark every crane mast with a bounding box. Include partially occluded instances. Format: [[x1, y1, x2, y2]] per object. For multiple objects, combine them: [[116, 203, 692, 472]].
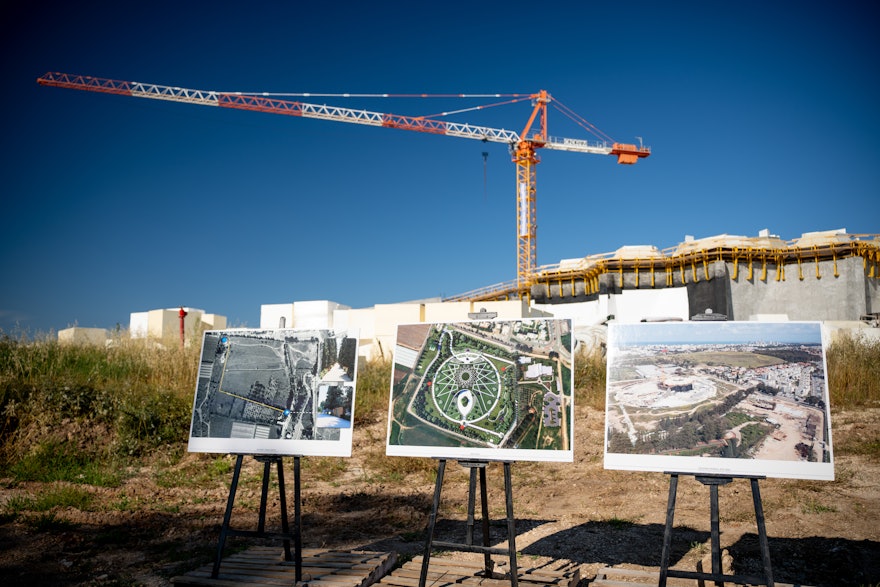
[[37, 72, 650, 300], [513, 90, 550, 291]]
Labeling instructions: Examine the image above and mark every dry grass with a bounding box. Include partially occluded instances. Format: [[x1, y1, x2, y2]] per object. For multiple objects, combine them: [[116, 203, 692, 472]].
[[573, 344, 606, 411], [353, 355, 392, 425], [826, 330, 880, 408], [0, 331, 198, 468]]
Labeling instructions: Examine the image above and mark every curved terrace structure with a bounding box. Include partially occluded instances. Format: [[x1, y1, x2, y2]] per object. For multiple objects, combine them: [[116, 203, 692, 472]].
[[446, 229, 879, 322]]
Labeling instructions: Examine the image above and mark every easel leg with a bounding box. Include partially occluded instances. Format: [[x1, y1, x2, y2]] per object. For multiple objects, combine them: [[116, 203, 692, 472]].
[[293, 455, 303, 581], [419, 461, 517, 587], [275, 458, 293, 564], [479, 465, 494, 576], [658, 473, 679, 587], [212, 455, 302, 581], [750, 477, 774, 587], [257, 459, 271, 533], [503, 462, 518, 587], [661, 475, 772, 587], [466, 466, 478, 547], [419, 459, 446, 587], [464, 464, 495, 576], [212, 454, 244, 579], [709, 483, 722, 587]]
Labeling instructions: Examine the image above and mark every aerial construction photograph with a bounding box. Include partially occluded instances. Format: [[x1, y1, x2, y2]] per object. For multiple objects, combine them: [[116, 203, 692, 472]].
[[604, 321, 834, 480]]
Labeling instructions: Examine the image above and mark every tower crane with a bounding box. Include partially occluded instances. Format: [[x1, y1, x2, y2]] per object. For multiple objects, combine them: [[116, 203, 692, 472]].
[[37, 72, 650, 300]]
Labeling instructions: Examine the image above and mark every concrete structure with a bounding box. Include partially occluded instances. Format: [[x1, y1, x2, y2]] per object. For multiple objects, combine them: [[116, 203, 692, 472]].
[[249, 228, 878, 360], [129, 307, 227, 340], [525, 228, 878, 323], [58, 326, 109, 345]]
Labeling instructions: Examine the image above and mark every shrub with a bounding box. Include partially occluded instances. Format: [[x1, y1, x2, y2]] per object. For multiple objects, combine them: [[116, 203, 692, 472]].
[[114, 386, 192, 456]]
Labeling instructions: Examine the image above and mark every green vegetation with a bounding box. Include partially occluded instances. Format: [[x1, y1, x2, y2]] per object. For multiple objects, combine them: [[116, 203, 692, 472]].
[[153, 454, 234, 488], [737, 422, 771, 454], [603, 515, 636, 529], [675, 350, 784, 368], [3, 484, 94, 514], [8, 439, 126, 486], [615, 389, 754, 457], [725, 411, 755, 427], [301, 455, 349, 482], [837, 436, 880, 461], [362, 453, 436, 484], [800, 496, 837, 514]]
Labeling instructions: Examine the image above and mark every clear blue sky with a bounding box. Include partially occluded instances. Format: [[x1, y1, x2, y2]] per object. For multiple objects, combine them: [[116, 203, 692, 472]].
[[2, 2, 877, 335]]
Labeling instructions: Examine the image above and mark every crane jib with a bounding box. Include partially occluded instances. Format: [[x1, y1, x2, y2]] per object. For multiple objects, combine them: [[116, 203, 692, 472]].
[[218, 94, 520, 143]]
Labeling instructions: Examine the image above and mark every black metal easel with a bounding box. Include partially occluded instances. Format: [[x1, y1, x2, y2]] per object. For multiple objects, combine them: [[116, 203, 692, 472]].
[[420, 459, 518, 587], [659, 472, 774, 587], [212, 454, 303, 581]]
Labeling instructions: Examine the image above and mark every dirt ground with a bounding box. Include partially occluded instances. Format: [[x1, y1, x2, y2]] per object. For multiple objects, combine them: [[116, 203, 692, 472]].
[[1, 404, 879, 586]]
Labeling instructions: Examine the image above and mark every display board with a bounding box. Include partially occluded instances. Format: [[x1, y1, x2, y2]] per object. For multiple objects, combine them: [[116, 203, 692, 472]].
[[188, 328, 358, 456], [604, 321, 834, 480], [386, 318, 574, 462]]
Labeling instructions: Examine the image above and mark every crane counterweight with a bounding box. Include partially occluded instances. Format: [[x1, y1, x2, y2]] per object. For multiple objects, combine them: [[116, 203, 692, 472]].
[[611, 142, 652, 164]]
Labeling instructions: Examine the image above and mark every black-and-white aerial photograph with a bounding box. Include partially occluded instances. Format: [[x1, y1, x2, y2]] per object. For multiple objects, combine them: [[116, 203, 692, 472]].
[[189, 328, 358, 456]]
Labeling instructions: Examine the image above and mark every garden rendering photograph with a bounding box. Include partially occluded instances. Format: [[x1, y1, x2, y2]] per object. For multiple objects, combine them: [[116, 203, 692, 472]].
[[387, 318, 574, 462]]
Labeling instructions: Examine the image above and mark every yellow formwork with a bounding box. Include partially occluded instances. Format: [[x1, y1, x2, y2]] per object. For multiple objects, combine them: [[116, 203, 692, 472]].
[[446, 234, 880, 303]]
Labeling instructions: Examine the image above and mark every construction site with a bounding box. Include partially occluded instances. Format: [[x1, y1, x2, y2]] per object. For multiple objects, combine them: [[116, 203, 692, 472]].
[[18, 9, 879, 586], [13, 73, 880, 587]]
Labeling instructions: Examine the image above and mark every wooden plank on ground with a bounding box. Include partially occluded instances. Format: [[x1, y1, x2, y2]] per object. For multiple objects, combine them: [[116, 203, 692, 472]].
[[171, 547, 396, 587], [377, 555, 580, 587], [592, 566, 811, 587]]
